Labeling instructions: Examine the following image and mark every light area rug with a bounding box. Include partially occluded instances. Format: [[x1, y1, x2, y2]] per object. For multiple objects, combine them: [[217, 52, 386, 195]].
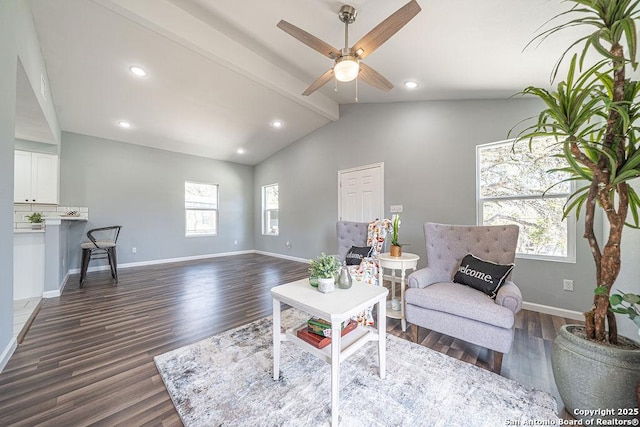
[[154, 309, 557, 427]]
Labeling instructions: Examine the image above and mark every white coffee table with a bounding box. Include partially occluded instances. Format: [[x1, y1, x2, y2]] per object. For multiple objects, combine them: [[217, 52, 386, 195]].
[[271, 278, 388, 427], [377, 252, 420, 332]]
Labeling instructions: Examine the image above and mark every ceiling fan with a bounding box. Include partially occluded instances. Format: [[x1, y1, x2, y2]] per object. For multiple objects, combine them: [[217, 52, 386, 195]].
[[277, 0, 421, 96]]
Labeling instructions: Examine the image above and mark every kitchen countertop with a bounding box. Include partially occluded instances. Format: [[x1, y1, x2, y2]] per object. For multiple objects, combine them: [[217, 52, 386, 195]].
[[44, 216, 88, 221], [15, 217, 87, 233]]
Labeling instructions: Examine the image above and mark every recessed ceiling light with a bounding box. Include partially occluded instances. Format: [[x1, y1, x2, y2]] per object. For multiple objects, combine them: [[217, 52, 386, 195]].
[[404, 81, 419, 89], [129, 66, 147, 77], [237, 148, 245, 154], [271, 120, 283, 128], [118, 121, 132, 129]]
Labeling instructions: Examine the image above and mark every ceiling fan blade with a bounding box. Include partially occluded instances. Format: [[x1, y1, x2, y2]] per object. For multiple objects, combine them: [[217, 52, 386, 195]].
[[277, 20, 340, 59], [358, 63, 393, 92], [302, 69, 334, 96], [352, 0, 421, 60]]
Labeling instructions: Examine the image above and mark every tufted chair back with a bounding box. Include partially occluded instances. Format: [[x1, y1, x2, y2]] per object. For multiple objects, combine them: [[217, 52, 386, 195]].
[[336, 221, 369, 263], [424, 222, 519, 281]]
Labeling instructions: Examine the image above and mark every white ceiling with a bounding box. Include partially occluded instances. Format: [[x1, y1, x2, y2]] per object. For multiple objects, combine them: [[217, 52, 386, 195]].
[[25, 0, 591, 165]]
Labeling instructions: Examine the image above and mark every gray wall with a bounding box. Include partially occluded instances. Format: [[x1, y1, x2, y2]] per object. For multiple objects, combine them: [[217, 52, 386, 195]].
[[254, 99, 599, 313], [610, 179, 640, 339], [0, 0, 18, 358], [1, 0, 61, 362], [59, 132, 254, 269]]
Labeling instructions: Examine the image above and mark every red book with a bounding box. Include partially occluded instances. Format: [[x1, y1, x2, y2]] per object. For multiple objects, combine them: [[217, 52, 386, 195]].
[[295, 320, 358, 349]]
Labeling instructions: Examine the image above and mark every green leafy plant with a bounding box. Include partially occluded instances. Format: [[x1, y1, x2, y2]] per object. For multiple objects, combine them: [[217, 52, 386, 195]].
[[391, 214, 401, 247], [511, 0, 640, 344], [26, 212, 43, 223], [309, 253, 341, 279], [608, 290, 640, 334]]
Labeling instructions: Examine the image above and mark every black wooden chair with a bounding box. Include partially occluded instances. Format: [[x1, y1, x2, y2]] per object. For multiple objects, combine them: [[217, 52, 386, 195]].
[[80, 226, 122, 287]]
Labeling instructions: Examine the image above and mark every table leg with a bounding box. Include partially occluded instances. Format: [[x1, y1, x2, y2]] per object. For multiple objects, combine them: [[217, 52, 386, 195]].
[[272, 299, 281, 381], [400, 268, 407, 332], [331, 321, 341, 427], [377, 295, 387, 380], [391, 268, 396, 300]]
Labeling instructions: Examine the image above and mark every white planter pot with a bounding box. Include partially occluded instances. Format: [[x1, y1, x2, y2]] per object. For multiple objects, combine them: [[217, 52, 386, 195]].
[[317, 277, 335, 293]]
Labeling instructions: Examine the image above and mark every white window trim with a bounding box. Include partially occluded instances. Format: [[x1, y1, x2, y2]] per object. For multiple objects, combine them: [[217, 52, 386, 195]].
[[185, 181, 218, 237], [262, 183, 279, 236], [476, 139, 576, 263]]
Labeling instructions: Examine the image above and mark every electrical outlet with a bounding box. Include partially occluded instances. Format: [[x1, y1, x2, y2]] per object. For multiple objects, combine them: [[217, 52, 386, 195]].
[[563, 279, 574, 291], [132, 247, 137, 254], [286, 242, 292, 248], [390, 205, 403, 213], [234, 240, 238, 245]]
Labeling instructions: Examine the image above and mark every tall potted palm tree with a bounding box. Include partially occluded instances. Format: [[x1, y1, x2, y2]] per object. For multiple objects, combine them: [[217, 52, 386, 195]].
[[513, 0, 640, 419]]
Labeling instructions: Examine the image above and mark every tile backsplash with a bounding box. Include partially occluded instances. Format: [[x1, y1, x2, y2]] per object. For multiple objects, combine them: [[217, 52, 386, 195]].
[[14, 204, 89, 229]]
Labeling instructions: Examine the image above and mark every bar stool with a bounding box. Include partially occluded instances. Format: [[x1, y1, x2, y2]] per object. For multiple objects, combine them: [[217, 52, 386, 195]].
[[80, 226, 122, 287]]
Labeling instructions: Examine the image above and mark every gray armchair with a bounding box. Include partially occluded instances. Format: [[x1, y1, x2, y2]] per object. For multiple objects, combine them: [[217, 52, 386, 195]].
[[336, 221, 369, 264], [406, 222, 522, 374]]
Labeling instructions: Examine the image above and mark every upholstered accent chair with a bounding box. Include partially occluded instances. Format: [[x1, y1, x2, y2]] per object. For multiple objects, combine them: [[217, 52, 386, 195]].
[[336, 220, 391, 326], [336, 221, 370, 264], [406, 222, 522, 374], [335, 219, 392, 286]]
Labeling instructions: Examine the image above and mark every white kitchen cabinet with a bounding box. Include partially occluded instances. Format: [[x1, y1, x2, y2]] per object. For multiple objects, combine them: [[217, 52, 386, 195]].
[[14, 150, 59, 204], [14, 231, 45, 300]]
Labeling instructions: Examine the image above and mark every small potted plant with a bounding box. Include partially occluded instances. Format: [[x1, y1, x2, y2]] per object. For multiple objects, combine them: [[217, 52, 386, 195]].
[[390, 214, 402, 257], [309, 253, 340, 293], [26, 212, 43, 230]]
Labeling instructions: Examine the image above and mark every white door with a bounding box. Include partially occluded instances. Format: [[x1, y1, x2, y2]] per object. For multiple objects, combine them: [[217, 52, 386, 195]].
[[338, 163, 384, 222]]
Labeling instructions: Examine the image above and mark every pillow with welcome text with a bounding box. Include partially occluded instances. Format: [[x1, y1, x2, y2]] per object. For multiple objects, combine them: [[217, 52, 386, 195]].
[[453, 254, 514, 298], [345, 246, 373, 265]]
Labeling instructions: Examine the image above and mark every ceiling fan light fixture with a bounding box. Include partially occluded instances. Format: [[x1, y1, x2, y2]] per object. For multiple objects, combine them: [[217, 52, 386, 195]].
[[129, 66, 147, 77], [334, 56, 359, 82]]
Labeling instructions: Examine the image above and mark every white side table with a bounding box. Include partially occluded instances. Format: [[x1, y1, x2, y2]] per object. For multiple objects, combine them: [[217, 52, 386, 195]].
[[377, 252, 419, 332]]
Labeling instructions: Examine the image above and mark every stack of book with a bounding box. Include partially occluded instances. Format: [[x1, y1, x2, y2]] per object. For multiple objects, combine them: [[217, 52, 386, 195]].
[[296, 317, 357, 349]]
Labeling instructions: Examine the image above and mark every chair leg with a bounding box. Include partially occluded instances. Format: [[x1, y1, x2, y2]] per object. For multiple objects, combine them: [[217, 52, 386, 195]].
[[411, 324, 419, 343], [80, 248, 91, 287], [107, 247, 119, 283], [492, 351, 504, 375]]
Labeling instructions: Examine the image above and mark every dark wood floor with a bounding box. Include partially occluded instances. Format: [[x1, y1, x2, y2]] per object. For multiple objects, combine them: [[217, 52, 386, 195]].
[[0, 254, 574, 426]]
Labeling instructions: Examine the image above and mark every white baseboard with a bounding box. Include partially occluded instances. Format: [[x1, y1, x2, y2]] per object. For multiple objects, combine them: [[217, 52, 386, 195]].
[[0, 337, 17, 373], [42, 289, 61, 298], [67, 250, 257, 274], [254, 250, 310, 264], [522, 301, 583, 321], [42, 272, 70, 299]]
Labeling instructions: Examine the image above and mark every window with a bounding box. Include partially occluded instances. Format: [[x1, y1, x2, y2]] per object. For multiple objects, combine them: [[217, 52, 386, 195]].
[[262, 184, 279, 235], [185, 181, 218, 236], [476, 137, 575, 262]]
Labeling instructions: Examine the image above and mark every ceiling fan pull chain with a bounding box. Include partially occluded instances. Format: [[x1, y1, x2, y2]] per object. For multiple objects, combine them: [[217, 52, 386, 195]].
[[355, 77, 359, 103], [335, 78, 338, 92]]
